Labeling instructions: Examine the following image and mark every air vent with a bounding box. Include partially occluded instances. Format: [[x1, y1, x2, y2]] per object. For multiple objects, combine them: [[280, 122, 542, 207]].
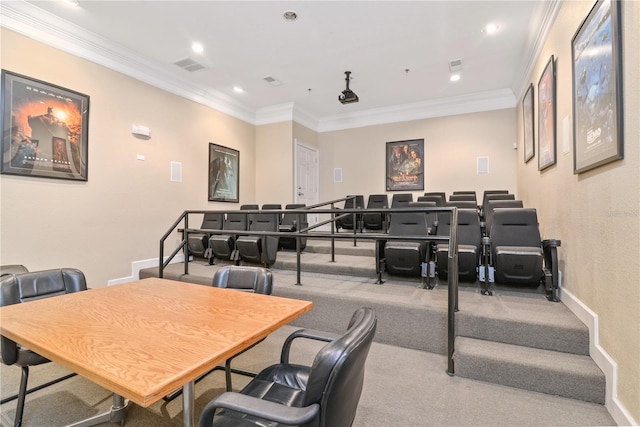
[[174, 58, 207, 72], [263, 76, 282, 86], [449, 59, 463, 72]]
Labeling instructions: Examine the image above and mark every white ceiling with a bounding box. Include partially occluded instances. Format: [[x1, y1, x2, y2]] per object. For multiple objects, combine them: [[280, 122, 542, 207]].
[[1, 1, 559, 131]]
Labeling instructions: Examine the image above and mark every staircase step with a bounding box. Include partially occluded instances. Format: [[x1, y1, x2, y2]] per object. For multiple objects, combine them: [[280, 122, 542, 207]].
[[453, 336, 605, 404], [304, 238, 376, 256], [273, 251, 376, 277]]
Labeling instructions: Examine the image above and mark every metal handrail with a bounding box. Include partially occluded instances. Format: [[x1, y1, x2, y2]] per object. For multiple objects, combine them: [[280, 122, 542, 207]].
[[158, 203, 460, 374]]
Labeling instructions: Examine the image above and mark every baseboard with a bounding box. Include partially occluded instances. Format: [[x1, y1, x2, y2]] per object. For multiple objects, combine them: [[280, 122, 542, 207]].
[[107, 254, 185, 286], [560, 286, 638, 426]]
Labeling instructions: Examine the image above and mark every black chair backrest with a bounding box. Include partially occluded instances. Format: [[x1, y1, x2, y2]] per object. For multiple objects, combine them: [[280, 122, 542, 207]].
[[249, 212, 279, 232], [482, 190, 510, 208], [452, 191, 476, 196], [490, 208, 541, 252], [436, 208, 480, 245], [449, 194, 477, 202], [344, 195, 365, 209], [303, 307, 377, 427], [446, 200, 478, 209], [485, 199, 524, 236], [417, 195, 444, 207], [200, 213, 224, 230], [391, 193, 413, 207], [261, 204, 282, 224], [366, 194, 388, 209], [223, 212, 249, 231], [423, 192, 446, 207], [388, 207, 430, 237], [1, 268, 87, 365], [211, 266, 272, 295]]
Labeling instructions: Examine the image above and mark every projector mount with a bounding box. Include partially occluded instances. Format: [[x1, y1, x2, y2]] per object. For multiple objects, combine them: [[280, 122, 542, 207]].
[[339, 71, 359, 104]]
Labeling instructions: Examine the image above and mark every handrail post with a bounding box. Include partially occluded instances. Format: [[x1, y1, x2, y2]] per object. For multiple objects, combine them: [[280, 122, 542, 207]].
[[447, 207, 459, 376], [330, 203, 336, 262], [295, 234, 302, 286], [183, 215, 189, 275]]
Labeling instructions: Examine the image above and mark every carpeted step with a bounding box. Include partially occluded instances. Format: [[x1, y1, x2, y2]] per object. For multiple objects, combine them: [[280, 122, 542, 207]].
[[303, 238, 376, 256], [453, 336, 605, 404], [272, 252, 376, 277]]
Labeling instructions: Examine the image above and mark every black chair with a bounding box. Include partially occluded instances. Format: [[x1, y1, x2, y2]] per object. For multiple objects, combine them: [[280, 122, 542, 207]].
[[235, 212, 280, 267], [261, 204, 283, 224], [209, 212, 250, 263], [0, 268, 88, 427], [417, 195, 444, 207], [336, 195, 364, 231], [198, 307, 377, 427], [446, 200, 478, 209], [435, 209, 482, 282], [279, 204, 308, 251], [391, 193, 413, 207], [483, 199, 524, 237], [0, 265, 29, 277], [423, 192, 446, 207], [449, 194, 477, 203], [187, 213, 225, 259], [363, 194, 388, 231], [377, 204, 432, 285], [485, 208, 561, 300]]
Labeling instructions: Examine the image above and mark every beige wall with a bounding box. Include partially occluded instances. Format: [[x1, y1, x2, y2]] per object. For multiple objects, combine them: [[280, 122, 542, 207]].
[[516, 1, 639, 420], [0, 29, 256, 287], [255, 122, 293, 206], [318, 109, 517, 203]]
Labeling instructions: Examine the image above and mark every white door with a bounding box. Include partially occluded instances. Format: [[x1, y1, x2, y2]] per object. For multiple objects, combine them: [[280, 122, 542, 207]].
[[294, 140, 319, 227]]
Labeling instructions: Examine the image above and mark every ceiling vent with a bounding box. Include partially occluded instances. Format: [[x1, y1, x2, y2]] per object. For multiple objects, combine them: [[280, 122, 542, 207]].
[[263, 76, 282, 86], [174, 58, 207, 72], [448, 59, 463, 72]]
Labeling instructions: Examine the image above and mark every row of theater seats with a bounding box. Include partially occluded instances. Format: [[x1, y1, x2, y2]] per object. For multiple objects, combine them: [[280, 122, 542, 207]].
[[336, 190, 519, 232], [369, 191, 560, 300], [187, 204, 308, 268]]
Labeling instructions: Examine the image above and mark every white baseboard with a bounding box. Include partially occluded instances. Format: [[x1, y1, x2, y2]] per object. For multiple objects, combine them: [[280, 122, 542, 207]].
[[560, 286, 638, 426], [107, 254, 185, 286]]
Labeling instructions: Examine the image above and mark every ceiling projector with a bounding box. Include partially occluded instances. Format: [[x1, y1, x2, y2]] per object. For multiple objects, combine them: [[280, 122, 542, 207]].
[[339, 71, 359, 104]]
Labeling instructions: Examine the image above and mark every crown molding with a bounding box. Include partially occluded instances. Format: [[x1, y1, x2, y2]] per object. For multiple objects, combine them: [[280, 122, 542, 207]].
[[512, 0, 562, 100], [0, 1, 256, 124], [2, 0, 524, 133], [316, 89, 517, 133]]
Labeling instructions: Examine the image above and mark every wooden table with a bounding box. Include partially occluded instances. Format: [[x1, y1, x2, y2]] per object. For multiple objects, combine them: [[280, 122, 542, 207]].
[[0, 278, 313, 427]]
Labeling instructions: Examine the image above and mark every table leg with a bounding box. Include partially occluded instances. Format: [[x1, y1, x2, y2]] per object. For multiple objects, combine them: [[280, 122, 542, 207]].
[[66, 393, 129, 427], [183, 380, 195, 427]]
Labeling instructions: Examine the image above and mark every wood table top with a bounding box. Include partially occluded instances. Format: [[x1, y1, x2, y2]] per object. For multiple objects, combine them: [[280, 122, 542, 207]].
[[0, 278, 313, 407]]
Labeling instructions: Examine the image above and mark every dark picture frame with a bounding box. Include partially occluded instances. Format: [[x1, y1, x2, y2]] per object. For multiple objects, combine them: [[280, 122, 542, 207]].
[[538, 55, 557, 171], [1, 70, 89, 181], [522, 83, 535, 163], [571, 0, 623, 174], [386, 138, 424, 191], [208, 143, 239, 202]]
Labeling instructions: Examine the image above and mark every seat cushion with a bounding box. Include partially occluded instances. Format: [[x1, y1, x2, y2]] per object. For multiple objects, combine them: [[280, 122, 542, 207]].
[[212, 364, 310, 427], [494, 246, 543, 285], [209, 236, 235, 259], [384, 241, 427, 276]]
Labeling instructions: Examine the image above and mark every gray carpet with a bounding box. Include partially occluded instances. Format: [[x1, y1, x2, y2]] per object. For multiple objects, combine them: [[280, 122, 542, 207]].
[[1, 326, 615, 427]]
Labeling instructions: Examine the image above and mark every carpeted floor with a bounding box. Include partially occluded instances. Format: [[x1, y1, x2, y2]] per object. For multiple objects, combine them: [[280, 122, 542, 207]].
[[1, 324, 615, 427]]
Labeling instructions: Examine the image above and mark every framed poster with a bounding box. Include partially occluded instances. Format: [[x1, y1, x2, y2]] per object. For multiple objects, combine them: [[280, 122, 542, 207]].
[[522, 83, 535, 163], [386, 139, 424, 191], [208, 143, 239, 202], [571, 0, 623, 174], [538, 55, 556, 171], [1, 70, 89, 181]]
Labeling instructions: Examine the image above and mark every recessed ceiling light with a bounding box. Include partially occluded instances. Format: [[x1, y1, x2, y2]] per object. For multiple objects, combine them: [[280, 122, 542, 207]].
[[191, 42, 204, 54], [233, 86, 245, 93], [483, 23, 499, 34], [283, 11, 298, 21], [450, 74, 461, 82]]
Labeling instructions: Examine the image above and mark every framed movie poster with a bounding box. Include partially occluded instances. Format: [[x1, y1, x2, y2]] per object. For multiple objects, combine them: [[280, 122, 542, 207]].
[[1, 70, 89, 181], [522, 83, 535, 163], [571, 0, 623, 174], [538, 55, 557, 171], [386, 139, 424, 191], [208, 143, 239, 202]]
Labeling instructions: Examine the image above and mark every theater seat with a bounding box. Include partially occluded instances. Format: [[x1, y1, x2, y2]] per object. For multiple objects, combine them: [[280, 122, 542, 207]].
[[377, 205, 431, 285], [279, 204, 308, 251], [435, 209, 482, 282], [187, 213, 224, 259], [209, 212, 249, 263], [235, 212, 280, 267], [337, 195, 364, 231], [363, 194, 388, 231]]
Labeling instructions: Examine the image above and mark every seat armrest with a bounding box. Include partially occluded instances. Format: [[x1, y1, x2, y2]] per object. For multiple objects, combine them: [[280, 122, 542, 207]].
[[542, 239, 561, 248], [281, 329, 341, 363], [199, 392, 319, 427]]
